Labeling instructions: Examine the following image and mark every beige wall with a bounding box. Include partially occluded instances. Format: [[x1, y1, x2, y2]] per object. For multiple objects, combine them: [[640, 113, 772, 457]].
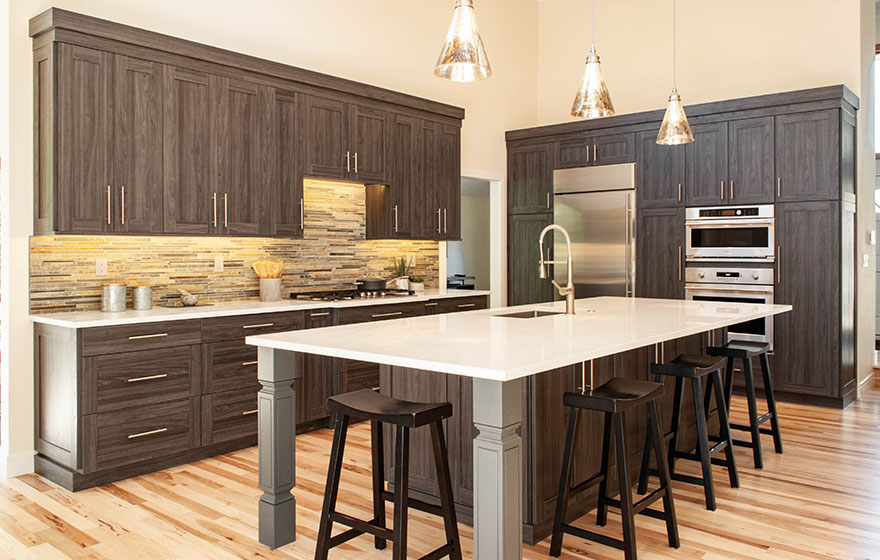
[[858, 0, 876, 390], [1, 0, 539, 475]]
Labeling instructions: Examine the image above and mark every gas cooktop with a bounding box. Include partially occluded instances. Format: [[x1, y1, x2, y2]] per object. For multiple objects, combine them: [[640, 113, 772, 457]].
[[291, 288, 415, 301]]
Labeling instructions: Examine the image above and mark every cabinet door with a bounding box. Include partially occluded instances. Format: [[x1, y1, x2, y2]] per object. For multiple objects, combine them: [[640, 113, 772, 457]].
[[303, 310, 332, 422], [269, 89, 303, 236], [686, 121, 728, 207], [775, 109, 840, 202], [439, 123, 462, 240], [508, 213, 554, 306], [774, 201, 840, 396], [349, 104, 388, 183], [636, 130, 685, 209], [635, 207, 684, 299], [555, 138, 591, 168], [508, 144, 553, 214], [56, 44, 112, 233], [163, 66, 214, 234], [302, 95, 347, 179], [414, 120, 441, 239], [216, 78, 263, 235], [594, 132, 635, 165], [728, 116, 775, 204], [387, 114, 419, 237], [112, 55, 164, 233]]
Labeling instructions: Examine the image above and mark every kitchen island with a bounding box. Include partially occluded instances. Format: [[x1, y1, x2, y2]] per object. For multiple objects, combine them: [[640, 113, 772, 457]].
[[247, 296, 791, 558]]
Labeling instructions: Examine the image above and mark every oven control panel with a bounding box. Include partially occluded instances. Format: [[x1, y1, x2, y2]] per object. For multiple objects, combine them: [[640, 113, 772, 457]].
[[685, 267, 774, 285]]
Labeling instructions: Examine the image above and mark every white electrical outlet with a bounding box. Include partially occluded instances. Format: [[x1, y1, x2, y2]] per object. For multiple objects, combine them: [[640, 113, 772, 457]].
[[863, 253, 870, 268], [96, 258, 108, 276], [214, 255, 224, 273], [869, 230, 876, 246]]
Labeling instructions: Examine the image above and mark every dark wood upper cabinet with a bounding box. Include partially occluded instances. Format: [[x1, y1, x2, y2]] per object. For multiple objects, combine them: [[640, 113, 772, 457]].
[[635, 206, 684, 299], [685, 121, 728, 207], [215, 78, 264, 235], [439, 123, 462, 240], [636, 130, 685, 209], [509, 144, 553, 215], [301, 95, 347, 180], [508, 212, 553, 306], [112, 55, 164, 234], [55, 44, 112, 233], [162, 66, 215, 235], [554, 133, 634, 169], [349, 104, 389, 183], [387, 114, 419, 238], [269, 89, 303, 237], [775, 109, 841, 202], [774, 201, 840, 396], [727, 116, 775, 204]]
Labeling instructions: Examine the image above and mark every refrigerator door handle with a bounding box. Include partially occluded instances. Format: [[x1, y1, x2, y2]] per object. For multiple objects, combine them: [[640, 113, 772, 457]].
[[625, 192, 635, 297]]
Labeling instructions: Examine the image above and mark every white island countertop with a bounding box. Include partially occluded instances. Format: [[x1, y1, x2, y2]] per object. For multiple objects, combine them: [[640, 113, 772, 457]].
[[247, 296, 792, 382], [30, 289, 490, 328]]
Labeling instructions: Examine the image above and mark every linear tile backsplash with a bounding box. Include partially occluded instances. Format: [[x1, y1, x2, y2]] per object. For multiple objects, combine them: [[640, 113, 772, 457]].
[[30, 179, 439, 312]]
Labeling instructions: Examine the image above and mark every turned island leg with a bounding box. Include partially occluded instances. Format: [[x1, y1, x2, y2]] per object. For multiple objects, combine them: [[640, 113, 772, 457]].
[[257, 347, 299, 548], [472, 378, 524, 560]]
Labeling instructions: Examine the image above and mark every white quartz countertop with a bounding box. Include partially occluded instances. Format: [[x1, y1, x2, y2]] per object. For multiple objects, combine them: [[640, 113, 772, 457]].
[[29, 289, 491, 328], [247, 297, 792, 382]]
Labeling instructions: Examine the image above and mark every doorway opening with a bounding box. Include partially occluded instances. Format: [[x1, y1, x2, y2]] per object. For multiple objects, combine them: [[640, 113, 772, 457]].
[[447, 178, 491, 291]]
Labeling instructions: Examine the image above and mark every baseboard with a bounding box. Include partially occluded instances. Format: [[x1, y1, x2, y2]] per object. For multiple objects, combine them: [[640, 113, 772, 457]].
[[860, 371, 876, 393], [1, 450, 36, 478]]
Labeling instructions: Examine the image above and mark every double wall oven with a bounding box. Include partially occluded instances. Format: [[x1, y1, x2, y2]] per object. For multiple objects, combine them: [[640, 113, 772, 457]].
[[684, 205, 776, 350]]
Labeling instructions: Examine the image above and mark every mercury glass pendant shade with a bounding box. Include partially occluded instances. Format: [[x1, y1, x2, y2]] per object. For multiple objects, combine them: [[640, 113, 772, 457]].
[[656, 88, 694, 145], [434, 0, 492, 82], [571, 46, 615, 118]]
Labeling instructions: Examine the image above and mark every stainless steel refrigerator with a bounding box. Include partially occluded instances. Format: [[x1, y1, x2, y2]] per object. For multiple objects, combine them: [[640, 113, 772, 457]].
[[551, 163, 636, 299]]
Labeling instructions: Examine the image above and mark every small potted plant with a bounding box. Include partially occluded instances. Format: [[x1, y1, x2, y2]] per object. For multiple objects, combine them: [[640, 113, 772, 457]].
[[409, 276, 425, 292], [393, 256, 413, 290]]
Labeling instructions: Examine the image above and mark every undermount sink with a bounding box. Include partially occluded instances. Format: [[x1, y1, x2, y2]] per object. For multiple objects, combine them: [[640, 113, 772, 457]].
[[494, 310, 564, 319]]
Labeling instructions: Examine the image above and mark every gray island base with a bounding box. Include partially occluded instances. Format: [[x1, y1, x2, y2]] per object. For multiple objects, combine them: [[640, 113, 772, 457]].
[[249, 297, 791, 558]]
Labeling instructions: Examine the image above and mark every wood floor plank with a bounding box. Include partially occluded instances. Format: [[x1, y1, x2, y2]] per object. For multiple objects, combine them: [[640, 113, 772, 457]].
[[3, 390, 880, 558]]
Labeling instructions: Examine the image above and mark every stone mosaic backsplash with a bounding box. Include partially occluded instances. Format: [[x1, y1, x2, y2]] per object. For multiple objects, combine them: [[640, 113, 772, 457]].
[[30, 179, 439, 312]]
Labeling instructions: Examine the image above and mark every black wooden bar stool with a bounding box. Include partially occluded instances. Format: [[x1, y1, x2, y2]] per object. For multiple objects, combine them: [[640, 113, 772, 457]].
[[707, 341, 783, 469], [550, 378, 679, 560], [315, 389, 462, 560], [636, 355, 738, 511]]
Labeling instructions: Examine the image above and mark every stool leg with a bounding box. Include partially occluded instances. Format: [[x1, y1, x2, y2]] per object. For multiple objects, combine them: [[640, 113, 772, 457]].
[[712, 371, 739, 489], [595, 411, 613, 527], [690, 378, 716, 511], [723, 357, 735, 414], [742, 358, 764, 469], [637, 373, 663, 495], [315, 414, 350, 560], [430, 421, 463, 560], [371, 420, 387, 550], [392, 425, 410, 560], [760, 352, 784, 454], [613, 413, 637, 560], [667, 376, 685, 477], [648, 399, 679, 549], [702, 374, 714, 420], [550, 407, 580, 557]]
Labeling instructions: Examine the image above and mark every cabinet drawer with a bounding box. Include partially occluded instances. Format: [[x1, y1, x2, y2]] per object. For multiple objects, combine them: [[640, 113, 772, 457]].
[[202, 388, 259, 446], [84, 398, 197, 472], [337, 359, 380, 395], [83, 345, 199, 414], [201, 311, 304, 342], [337, 302, 425, 325], [204, 339, 265, 394], [82, 320, 201, 356], [435, 296, 488, 314]]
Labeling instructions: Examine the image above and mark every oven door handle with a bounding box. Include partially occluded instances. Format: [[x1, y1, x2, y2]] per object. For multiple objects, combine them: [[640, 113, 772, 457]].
[[685, 284, 774, 296], [685, 219, 775, 227]]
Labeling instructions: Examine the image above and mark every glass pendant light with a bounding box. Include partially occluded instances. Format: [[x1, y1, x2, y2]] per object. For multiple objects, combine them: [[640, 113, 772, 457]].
[[571, 0, 614, 118], [656, 0, 694, 145], [434, 0, 492, 82]]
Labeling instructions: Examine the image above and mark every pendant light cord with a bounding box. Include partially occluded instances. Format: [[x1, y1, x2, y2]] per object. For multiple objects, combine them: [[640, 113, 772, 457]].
[[592, 0, 596, 48], [672, 0, 677, 89]]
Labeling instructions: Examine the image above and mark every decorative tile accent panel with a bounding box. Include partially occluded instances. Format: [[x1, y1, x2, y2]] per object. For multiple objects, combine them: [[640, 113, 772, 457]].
[[30, 180, 439, 312]]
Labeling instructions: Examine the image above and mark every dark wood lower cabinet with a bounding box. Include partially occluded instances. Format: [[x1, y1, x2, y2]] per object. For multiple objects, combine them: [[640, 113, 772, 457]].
[[635, 207, 684, 299], [508, 213, 553, 306], [380, 331, 715, 543]]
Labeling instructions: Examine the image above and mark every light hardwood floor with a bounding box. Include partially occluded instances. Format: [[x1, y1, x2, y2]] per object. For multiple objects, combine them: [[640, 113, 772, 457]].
[[2, 390, 880, 559]]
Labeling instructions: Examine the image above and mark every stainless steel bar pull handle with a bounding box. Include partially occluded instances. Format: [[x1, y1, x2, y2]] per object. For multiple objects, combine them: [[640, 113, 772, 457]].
[[371, 311, 403, 318], [546, 192, 551, 209], [212, 193, 217, 227], [354, 152, 358, 174], [437, 208, 442, 233], [242, 409, 258, 416], [678, 246, 683, 281], [120, 186, 125, 225], [310, 312, 331, 318], [586, 145, 590, 162], [393, 205, 399, 232], [777, 177, 782, 197], [777, 246, 781, 283], [223, 193, 228, 227], [678, 183, 682, 202], [242, 360, 258, 366], [730, 180, 735, 200], [443, 208, 447, 233], [425, 302, 438, 307], [128, 427, 167, 440], [243, 323, 274, 329], [128, 333, 168, 340], [107, 185, 112, 225], [457, 303, 476, 308], [593, 144, 597, 162], [127, 373, 168, 383], [720, 181, 725, 200], [300, 198, 304, 230], [345, 151, 351, 172]]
